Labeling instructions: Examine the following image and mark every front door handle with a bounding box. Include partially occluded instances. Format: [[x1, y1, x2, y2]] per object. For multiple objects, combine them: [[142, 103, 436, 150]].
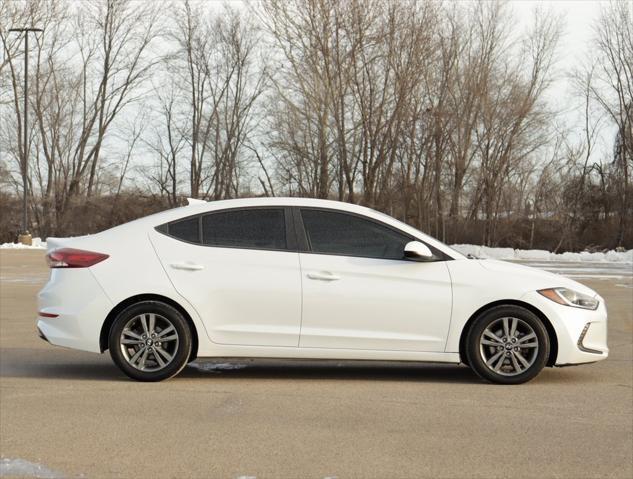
[[170, 261, 204, 271], [307, 271, 340, 281]]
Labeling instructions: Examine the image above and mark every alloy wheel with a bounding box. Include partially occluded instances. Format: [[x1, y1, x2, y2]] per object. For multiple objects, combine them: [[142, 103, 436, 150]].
[[119, 313, 180, 372], [479, 317, 539, 377]]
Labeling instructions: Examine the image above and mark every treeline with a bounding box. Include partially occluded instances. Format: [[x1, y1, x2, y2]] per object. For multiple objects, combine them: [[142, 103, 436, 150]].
[[1, 0, 631, 250]]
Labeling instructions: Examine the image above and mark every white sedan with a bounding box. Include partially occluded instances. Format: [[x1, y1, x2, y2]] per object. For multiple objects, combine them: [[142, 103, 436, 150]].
[[37, 198, 608, 383]]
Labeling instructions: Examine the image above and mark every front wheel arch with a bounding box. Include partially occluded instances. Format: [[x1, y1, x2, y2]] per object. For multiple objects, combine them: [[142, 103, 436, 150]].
[[458, 300, 558, 367], [100, 294, 199, 362]]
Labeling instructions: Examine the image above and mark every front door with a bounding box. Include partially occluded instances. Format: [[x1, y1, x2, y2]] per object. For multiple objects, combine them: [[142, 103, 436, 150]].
[[297, 208, 452, 352]]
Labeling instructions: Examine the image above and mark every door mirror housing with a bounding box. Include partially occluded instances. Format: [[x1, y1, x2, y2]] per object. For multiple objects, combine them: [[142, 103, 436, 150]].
[[404, 241, 435, 262]]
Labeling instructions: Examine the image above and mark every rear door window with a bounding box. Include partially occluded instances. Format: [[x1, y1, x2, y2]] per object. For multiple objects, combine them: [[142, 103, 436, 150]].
[[202, 208, 287, 251]]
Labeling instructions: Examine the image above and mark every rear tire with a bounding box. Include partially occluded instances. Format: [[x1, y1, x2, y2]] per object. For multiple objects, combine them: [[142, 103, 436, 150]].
[[466, 305, 549, 385], [109, 301, 192, 382]]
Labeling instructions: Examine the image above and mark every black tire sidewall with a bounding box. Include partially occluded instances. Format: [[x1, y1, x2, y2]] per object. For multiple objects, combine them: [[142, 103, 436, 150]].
[[109, 301, 192, 382], [466, 306, 550, 385]]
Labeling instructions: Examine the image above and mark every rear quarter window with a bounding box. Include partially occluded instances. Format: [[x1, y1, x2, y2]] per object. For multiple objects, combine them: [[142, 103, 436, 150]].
[[166, 217, 200, 243]]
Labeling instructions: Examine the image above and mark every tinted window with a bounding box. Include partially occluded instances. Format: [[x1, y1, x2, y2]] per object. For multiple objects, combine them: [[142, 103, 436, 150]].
[[168, 217, 200, 243], [202, 209, 286, 250], [301, 209, 410, 260]]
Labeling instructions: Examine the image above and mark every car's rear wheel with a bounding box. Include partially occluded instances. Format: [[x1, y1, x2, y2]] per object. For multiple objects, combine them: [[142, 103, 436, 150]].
[[466, 305, 549, 384], [109, 301, 192, 382]]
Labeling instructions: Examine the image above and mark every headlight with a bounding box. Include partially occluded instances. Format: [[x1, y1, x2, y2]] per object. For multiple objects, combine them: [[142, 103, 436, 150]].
[[538, 288, 599, 310]]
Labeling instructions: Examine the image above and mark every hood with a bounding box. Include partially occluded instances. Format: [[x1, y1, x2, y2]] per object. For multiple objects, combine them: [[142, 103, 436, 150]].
[[477, 259, 598, 297]]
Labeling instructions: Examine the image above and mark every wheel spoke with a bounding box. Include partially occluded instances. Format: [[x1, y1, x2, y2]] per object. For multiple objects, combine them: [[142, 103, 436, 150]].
[[122, 329, 142, 340], [510, 318, 518, 337], [138, 348, 149, 369], [155, 346, 173, 362], [514, 350, 530, 368], [483, 330, 503, 344], [502, 318, 510, 338], [493, 354, 506, 372], [158, 334, 178, 342], [153, 349, 166, 368], [510, 351, 523, 373], [520, 342, 538, 348], [517, 332, 536, 343], [481, 339, 502, 347], [129, 346, 146, 365], [121, 338, 143, 345], [156, 325, 175, 338], [486, 350, 504, 366], [148, 313, 156, 335], [140, 315, 150, 336]]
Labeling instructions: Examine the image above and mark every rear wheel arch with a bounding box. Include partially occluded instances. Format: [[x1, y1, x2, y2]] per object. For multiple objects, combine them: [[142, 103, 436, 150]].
[[458, 299, 558, 367], [100, 294, 199, 362]]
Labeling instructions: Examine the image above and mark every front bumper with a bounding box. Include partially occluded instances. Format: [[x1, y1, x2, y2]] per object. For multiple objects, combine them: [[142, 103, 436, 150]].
[[521, 290, 608, 365]]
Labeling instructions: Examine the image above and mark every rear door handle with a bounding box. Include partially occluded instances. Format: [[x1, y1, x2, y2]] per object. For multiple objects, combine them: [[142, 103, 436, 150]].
[[307, 271, 340, 281], [170, 261, 204, 271]]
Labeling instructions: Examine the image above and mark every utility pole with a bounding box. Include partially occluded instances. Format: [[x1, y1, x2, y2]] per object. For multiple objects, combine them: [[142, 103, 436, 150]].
[[9, 27, 43, 245]]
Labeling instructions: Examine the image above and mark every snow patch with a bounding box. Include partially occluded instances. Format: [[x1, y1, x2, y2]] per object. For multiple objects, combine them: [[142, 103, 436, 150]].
[[0, 458, 63, 478], [189, 361, 248, 372], [0, 237, 46, 249], [451, 244, 633, 263], [0, 274, 49, 284]]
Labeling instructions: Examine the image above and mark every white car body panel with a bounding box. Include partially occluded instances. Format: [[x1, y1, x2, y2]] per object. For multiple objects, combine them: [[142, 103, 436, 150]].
[[39, 228, 209, 353], [36, 197, 608, 369], [443, 259, 608, 363], [37, 268, 111, 353], [149, 230, 302, 347], [299, 253, 452, 351]]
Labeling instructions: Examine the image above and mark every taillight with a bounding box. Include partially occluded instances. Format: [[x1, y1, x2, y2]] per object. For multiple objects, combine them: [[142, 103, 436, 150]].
[[46, 248, 109, 268]]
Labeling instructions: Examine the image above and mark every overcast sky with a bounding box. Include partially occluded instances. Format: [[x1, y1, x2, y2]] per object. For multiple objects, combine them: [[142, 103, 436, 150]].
[[512, 0, 613, 157]]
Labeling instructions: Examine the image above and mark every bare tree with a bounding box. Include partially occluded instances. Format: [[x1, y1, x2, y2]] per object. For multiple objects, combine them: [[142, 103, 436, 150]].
[[591, 1, 633, 246], [1, 0, 162, 235], [166, 0, 267, 200]]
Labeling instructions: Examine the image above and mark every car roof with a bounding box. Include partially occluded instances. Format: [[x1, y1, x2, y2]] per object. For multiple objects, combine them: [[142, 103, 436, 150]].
[[133, 197, 378, 225]]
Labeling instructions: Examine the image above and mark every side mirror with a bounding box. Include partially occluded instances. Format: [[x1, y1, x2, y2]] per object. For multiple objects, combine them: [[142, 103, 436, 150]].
[[404, 241, 435, 262]]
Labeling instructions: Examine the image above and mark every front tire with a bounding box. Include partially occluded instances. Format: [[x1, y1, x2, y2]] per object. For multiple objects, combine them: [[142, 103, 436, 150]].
[[109, 301, 192, 382], [465, 305, 550, 384]]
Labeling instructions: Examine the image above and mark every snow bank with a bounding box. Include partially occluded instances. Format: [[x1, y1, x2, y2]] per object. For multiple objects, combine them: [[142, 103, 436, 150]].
[[188, 361, 248, 372], [0, 458, 63, 478], [451, 244, 633, 263], [0, 237, 46, 249]]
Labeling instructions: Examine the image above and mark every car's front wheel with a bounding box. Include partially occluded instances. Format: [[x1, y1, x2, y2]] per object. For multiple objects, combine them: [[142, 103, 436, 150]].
[[465, 305, 550, 384], [109, 301, 192, 382]]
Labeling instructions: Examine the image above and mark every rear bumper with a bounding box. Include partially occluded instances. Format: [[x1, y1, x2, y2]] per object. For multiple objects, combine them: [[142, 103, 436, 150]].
[[37, 326, 49, 343], [37, 268, 113, 353], [520, 291, 609, 365]]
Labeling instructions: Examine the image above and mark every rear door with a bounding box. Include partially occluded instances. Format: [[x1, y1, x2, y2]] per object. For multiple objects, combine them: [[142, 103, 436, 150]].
[[150, 207, 302, 347], [296, 208, 453, 352]]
